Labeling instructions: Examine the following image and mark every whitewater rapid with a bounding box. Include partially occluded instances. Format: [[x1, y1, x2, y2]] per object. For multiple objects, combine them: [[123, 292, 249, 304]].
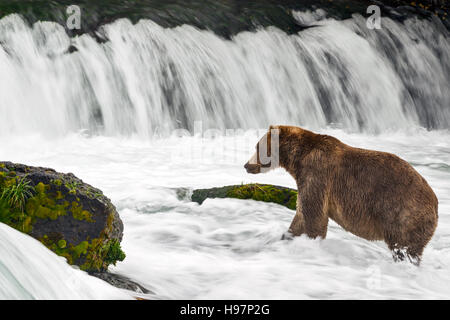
[[1, 128, 449, 299], [0, 222, 131, 299]]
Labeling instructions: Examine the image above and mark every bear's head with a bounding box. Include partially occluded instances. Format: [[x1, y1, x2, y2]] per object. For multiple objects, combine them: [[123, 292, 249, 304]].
[[244, 125, 280, 174]]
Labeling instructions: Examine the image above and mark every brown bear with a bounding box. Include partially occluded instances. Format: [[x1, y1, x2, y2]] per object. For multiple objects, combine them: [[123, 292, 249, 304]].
[[244, 125, 438, 264]]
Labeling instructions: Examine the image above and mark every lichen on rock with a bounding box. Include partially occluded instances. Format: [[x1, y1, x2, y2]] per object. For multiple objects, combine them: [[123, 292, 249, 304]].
[[191, 183, 298, 210], [0, 161, 125, 272]]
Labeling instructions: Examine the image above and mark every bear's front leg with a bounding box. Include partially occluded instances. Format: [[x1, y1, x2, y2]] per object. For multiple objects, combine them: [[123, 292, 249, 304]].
[[288, 206, 306, 237], [281, 194, 306, 240], [284, 186, 328, 239], [281, 209, 305, 240], [300, 188, 329, 239]]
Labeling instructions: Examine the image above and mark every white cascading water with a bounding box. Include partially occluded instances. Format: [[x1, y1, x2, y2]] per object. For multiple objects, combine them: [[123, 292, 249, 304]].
[[0, 223, 130, 299], [0, 13, 448, 137], [0, 11, 449, 299]]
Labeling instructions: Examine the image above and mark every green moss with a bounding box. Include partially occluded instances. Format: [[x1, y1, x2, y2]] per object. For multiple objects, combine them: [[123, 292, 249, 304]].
[[22, 216, 33, 234], [41, 236, 89, 265], [86, 187, 103, 200], [226, 184, 297, 210], [81, 238, 104, 271], [0, 198, 15, 226], [192, 183, 298, 211], [35, 182, 46, 194], [25, 182, 69, 221], [41, 234, 74, 264], [78, 238, 126, 271], [65, 180, 81, 195], [286, 195, 297, 210], [72, 241, 89, 258], [0, 166, 124, 272], [70, 201, 94, 222], [79, 213, 125, 271], [7, 171, 16, 177], [36, 212, 124, 272], [103, 239, 126, 266], [51, 179, 62, 186], [40, 236, 106, 271], [58, 239, 67, 249]]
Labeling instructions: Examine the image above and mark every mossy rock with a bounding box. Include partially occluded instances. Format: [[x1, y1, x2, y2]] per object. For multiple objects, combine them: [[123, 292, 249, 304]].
[[191, 183, 298, 210], [0, 161, 125, 272]]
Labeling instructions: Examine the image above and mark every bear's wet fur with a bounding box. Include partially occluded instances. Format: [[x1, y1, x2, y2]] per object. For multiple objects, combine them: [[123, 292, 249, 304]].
[[245, 125, 438, 264]]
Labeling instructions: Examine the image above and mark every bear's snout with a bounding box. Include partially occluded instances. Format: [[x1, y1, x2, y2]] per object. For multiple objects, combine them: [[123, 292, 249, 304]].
[[244, 161, 261, 174]]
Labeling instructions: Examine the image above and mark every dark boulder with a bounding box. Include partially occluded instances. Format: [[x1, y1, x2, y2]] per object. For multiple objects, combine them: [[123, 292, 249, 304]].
[[0, 161, 125, 272]]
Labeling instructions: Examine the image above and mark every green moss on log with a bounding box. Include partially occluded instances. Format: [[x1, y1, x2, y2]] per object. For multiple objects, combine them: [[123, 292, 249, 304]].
[[192, 183, 297, 210]]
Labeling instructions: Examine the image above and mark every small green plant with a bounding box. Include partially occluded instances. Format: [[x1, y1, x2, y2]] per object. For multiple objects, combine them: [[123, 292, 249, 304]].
[[103, 239, 126, 266], [0, 176, 34, 212], [0, 197, 14, 223]]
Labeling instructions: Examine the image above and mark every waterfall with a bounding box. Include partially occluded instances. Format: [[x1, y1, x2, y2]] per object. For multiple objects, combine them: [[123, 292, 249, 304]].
[[0, 12, 448, 137]]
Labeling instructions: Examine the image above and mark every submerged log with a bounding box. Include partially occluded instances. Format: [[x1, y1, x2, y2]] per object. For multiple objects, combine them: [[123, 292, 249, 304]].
[[191, 184, 298, 210]]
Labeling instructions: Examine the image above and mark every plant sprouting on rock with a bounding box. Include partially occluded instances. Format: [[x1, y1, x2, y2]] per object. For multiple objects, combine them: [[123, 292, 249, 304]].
[[103, 239, 126, 266], [1, 176, 34, 212]]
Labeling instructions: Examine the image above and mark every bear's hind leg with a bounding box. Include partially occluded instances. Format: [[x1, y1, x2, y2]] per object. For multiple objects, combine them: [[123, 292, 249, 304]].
[[387, 208, 437, 265], [388, 243, 422, 265], [385, 233, 425, 266], [404, 214, 437, 265]]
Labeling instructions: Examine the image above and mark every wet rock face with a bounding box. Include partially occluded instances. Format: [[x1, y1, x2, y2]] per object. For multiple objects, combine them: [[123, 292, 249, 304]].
[[89, 272, 152, 295], [0, 161, 125, 272], [0, 0, 447, 39]]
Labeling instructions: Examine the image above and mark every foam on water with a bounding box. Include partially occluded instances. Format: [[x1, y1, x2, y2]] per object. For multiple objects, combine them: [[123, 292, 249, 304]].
[[0, 222, 131, 299], [0, 129, 449, 299]]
